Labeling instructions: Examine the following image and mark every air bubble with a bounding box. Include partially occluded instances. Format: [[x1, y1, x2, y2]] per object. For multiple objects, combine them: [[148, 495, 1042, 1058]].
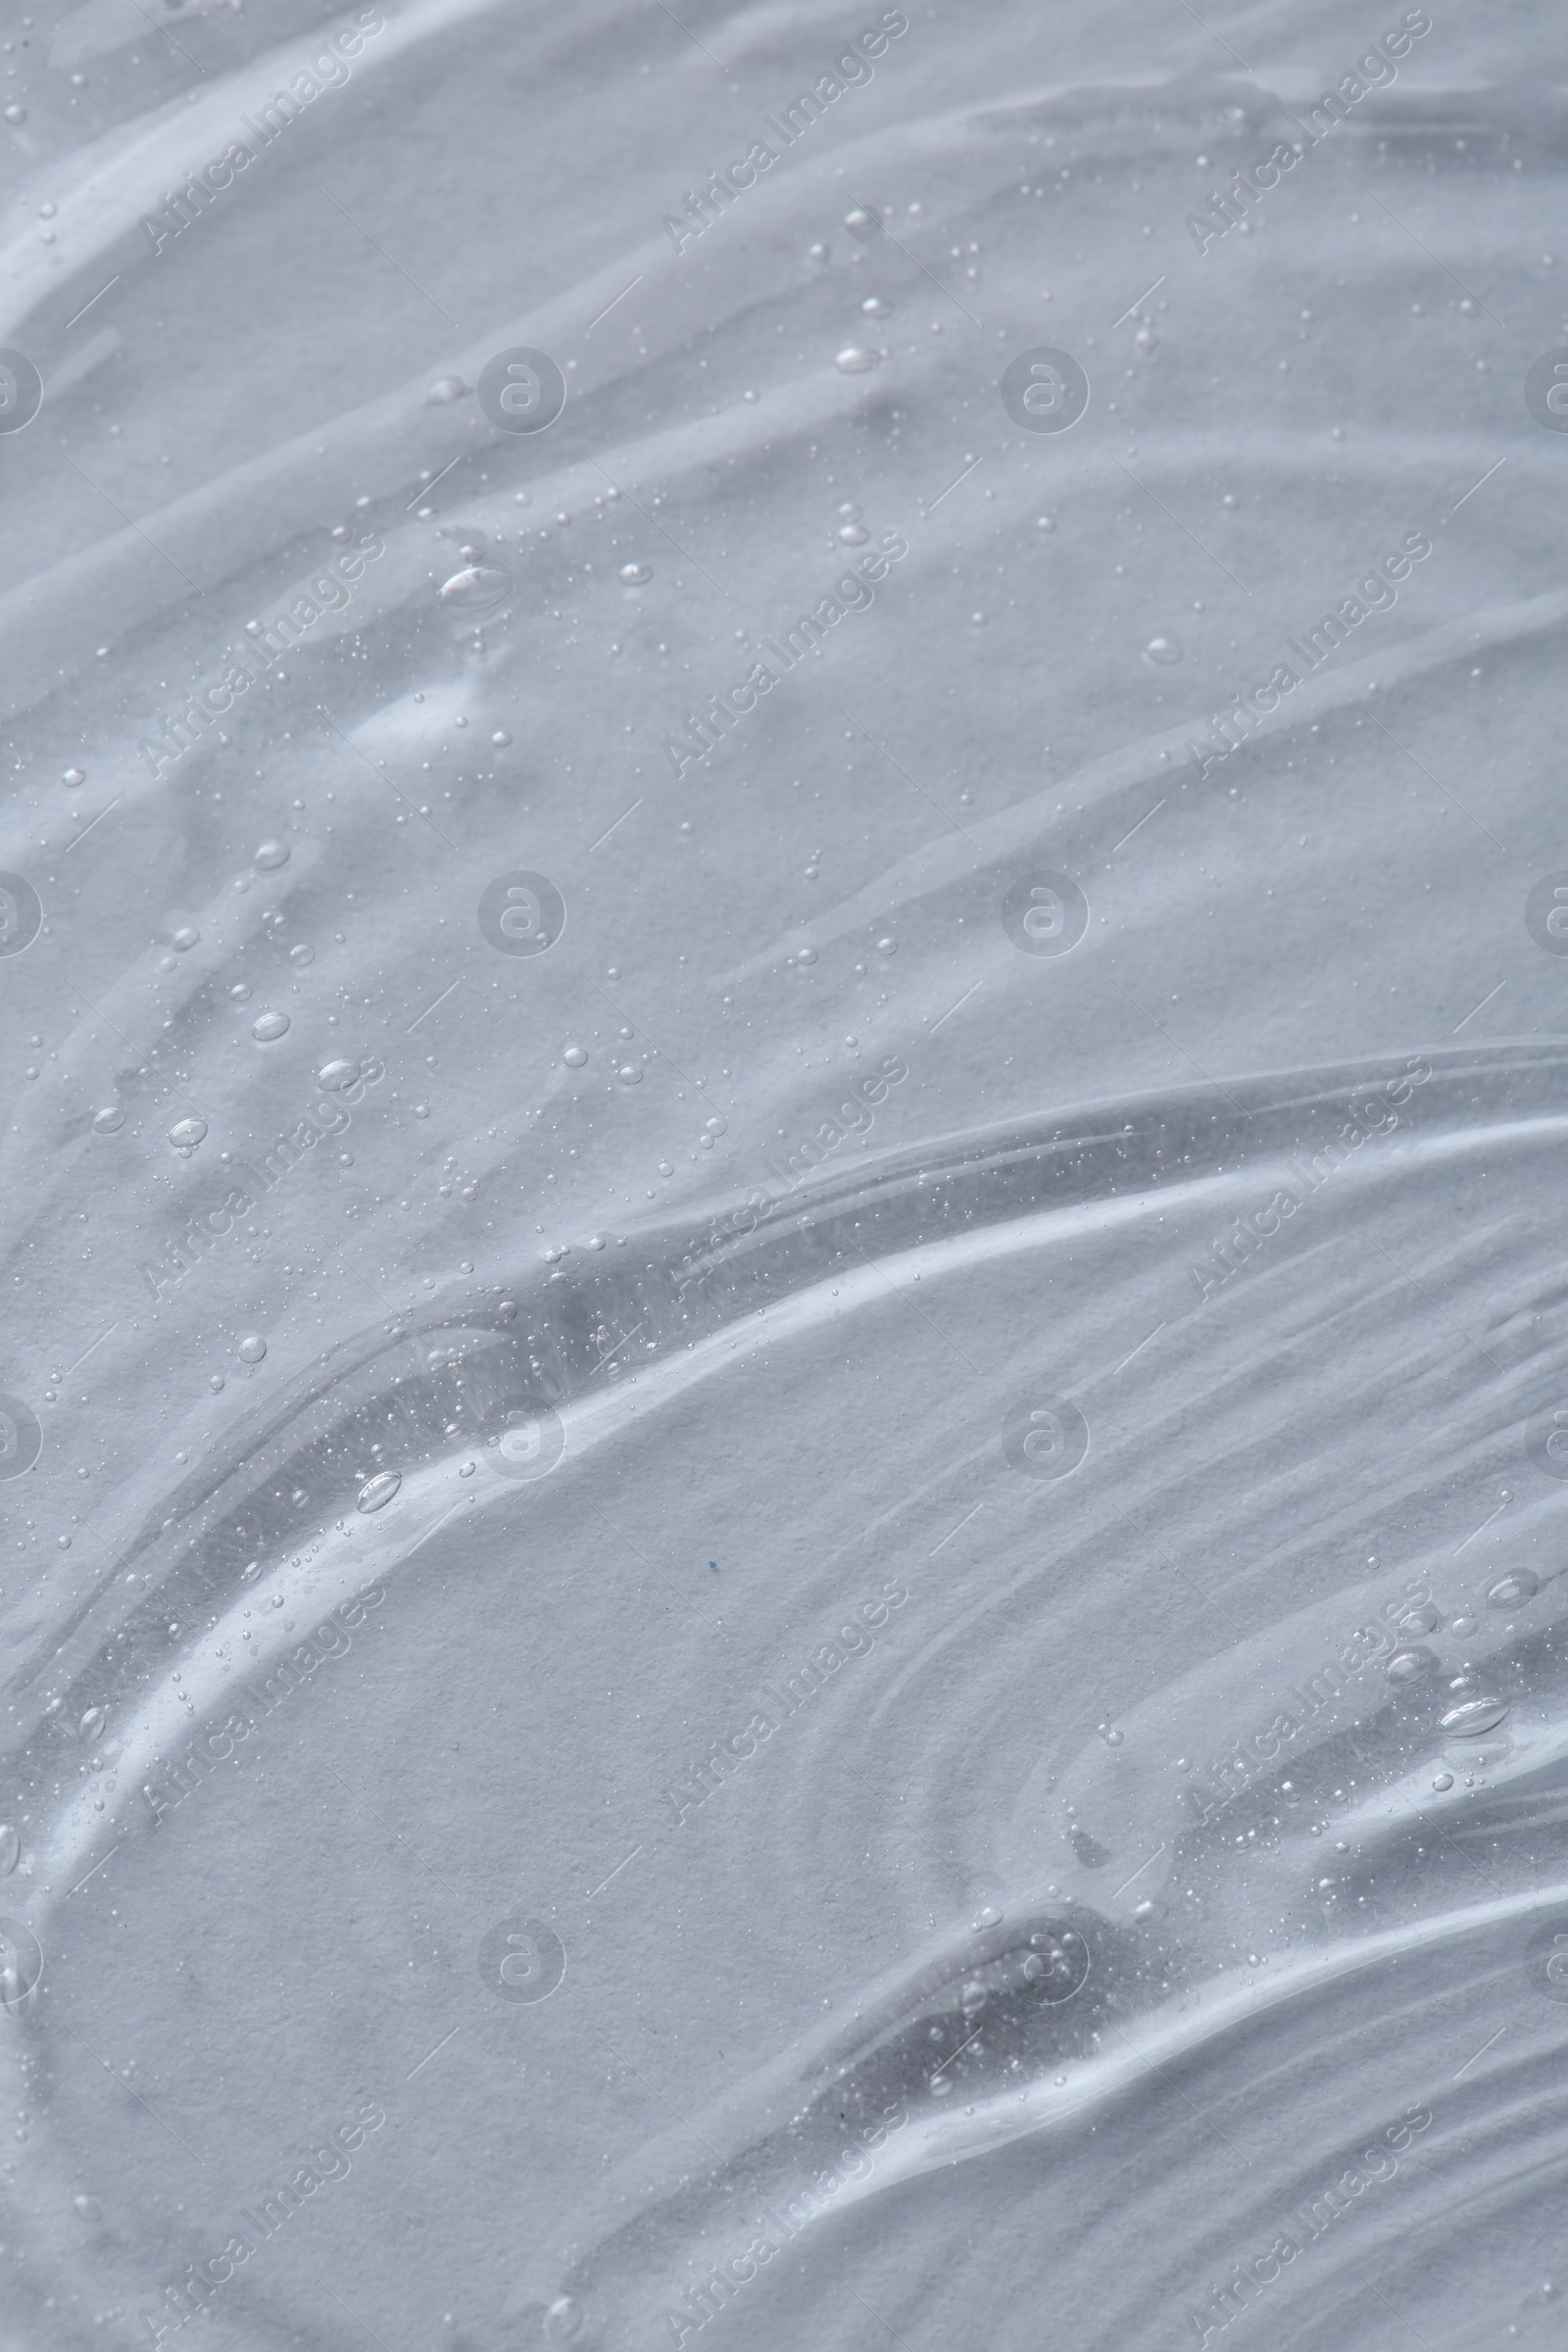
[[356, 1471, 402, 1514], [62, 768, 86, 787], [835, 347, 879, 373], [1488, 1571, 1540, 1608], [254, 841, 290, 870], [618, 563, 653, 585], [172, 926, 199, 951], [1385, 1646, 1438, 1687], [238, 1336, 267, 1363], [439, 564, 514, 613], [92, 1107, 123, 1136], [1144, 636, 1183, 663], [563, 1046, 588, 1068], [1440, 1697, 1510, 1739], [318, 1059, 360, 1091], [169, 1117, 208, 1152], [252, 1012, 290, 1042], [425, 376, 470, 404], [616, 1065, 643, 1085], [845, 207, 881, 238]]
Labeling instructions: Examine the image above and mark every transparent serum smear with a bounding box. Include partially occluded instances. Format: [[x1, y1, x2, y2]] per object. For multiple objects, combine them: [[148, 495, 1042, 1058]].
[[514, 1586, 1568, 2346], [6, 1048, 1568, 2335], [2, 1046, 1553, 1895], [512, 1911, 1127, 2350]]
